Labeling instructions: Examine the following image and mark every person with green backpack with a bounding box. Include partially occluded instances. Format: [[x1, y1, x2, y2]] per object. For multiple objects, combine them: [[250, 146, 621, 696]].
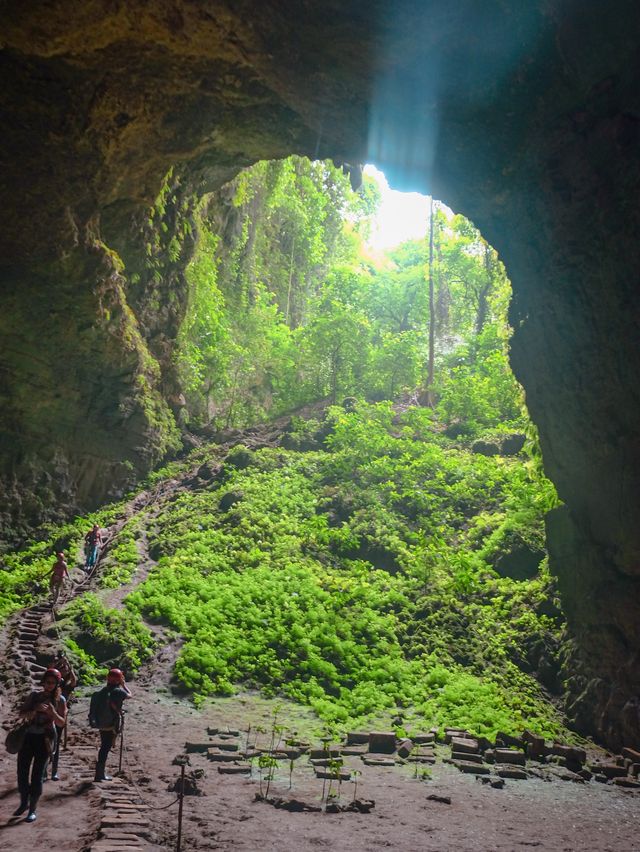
[[88, 668, 131, 781]]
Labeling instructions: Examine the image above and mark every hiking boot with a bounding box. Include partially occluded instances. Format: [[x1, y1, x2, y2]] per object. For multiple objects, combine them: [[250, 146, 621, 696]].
[[13, 800, 28, 817], [51, 773, 60, 781], [26, 812, 37, 822], [94, 762, 113, 782]]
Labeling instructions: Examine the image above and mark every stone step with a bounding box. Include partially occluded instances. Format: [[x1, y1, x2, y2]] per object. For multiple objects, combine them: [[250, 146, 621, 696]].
[[218, 763, 252, 774]]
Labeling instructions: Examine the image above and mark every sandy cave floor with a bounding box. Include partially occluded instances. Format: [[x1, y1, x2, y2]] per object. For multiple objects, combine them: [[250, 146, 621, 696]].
[[1, 685, 639, 852]]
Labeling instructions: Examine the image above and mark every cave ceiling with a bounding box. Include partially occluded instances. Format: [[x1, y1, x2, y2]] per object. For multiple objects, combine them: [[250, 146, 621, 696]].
[[1, 0, 639, 747]]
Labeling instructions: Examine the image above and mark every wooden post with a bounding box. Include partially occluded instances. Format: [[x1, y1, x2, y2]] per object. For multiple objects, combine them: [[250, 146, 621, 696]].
[[176, 763, 186, 852], [118, 714, 125, 773]]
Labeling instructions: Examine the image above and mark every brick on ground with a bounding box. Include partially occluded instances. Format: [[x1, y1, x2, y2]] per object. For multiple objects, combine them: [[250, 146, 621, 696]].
[[622, 747, 640, 763], [452, 751, 483, 764], [207, 749, 238, 762], [346, 731, 370, 745], [454, 761, 490, 775], [612, 776, 640, 788], [451, 736, 479, 754], [494, 748, 526, 766], [592, 763, 628, 779], [368, 731, 396, 754], [496, 766, 528, 780]]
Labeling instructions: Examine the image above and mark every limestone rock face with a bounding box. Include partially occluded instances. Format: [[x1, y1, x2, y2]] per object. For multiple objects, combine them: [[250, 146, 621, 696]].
[[1, 1, 639, 746]]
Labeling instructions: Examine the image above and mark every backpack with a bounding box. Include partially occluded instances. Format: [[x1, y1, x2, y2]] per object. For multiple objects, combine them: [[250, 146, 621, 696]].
[[89, 687, 120, 731]]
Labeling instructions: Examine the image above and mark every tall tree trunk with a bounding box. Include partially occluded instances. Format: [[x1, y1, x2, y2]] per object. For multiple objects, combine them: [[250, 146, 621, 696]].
[[475, 242, 492, 335], [285, 234, 296, 327], [421, 197, 436, 406]]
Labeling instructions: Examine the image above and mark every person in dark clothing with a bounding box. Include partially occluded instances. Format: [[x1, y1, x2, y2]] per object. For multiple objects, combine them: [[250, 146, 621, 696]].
[[51, 652, 78, 699], [15, 668, 66, 822], [42, 665, 69, 782], [91, 668, 132, 782]]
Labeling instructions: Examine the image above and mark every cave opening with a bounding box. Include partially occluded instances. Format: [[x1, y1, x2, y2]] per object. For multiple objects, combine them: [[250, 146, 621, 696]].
[[0, 0, 639, 756]]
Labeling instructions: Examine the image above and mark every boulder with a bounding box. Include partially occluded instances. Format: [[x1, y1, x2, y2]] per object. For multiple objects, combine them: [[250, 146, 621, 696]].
[[494, 546, 545, 581], [472, 440, 500, 457], [218, 490, 244, 512], [500, 433, 526, 455]]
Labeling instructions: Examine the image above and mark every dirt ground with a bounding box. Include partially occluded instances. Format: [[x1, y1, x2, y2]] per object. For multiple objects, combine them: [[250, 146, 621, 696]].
[[2, 683, 638, 852]]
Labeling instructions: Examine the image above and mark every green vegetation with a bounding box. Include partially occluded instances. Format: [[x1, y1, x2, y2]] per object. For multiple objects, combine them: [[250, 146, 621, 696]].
[[125, 403, 564, 738], [0, 156, 570, 743], [0, 507, 124, 621], [57, 593, 155, 677]]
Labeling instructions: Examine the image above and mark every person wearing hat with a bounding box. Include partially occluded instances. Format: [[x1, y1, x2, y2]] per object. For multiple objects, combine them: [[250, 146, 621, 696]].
[[90, 668, 132, 782]]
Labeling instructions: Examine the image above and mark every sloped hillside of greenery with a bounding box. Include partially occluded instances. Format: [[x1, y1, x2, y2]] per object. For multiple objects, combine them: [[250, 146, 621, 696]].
[[121, 402, 565, 738]]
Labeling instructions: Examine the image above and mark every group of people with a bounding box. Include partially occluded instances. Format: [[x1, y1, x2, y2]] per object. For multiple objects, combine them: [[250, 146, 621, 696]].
[[48, 524, 104, 604], [13, 659, 131, 823], [12, 520, 129, 822]]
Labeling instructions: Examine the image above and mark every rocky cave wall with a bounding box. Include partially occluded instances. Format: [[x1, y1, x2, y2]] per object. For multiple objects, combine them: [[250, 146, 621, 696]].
[[1, 0, 639, 747]]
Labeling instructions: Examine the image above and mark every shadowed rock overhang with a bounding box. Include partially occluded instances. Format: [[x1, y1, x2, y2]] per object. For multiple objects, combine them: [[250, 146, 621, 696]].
[[0, 0, 639, 748]]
